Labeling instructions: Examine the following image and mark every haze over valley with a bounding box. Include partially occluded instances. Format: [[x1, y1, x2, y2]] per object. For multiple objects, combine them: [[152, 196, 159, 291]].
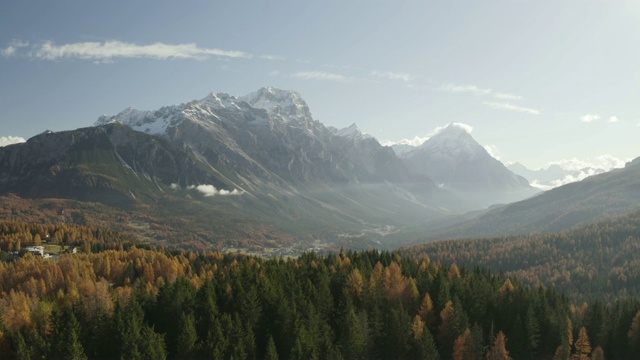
[[2, 2, 640, 359]]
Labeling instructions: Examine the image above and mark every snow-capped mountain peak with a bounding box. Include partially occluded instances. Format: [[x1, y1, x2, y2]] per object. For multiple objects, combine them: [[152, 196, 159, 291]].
[[240, 87, 312, 120], [416, 123, 485, 159], [336, 123, 373, 141], [199, 92, 241, 110]]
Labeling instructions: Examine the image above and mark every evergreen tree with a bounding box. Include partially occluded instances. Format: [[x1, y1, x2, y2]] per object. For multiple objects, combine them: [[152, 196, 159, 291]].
[[50, 307, 87, 360], [176, 312, 198, 359], [265, 335, 279, 360], [628, 310, 640, 356]]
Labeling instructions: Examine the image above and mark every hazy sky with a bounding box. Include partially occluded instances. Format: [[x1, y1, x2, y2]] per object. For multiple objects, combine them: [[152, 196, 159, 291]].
[[1, 0, 639, 169]]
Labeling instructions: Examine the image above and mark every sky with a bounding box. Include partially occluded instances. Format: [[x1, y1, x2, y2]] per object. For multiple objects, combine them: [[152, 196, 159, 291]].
[[1, 0, 639, 170]]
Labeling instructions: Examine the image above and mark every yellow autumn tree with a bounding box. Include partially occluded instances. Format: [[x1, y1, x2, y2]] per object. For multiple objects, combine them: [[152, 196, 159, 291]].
[[571, 327, 591, 360], [384, 261, 407, 303], [486, 331, 512, 360], [412, 315, 425, 340], [418, 292, 437, 329], [345, 268, 364, 302], [453, 328, 474, 360]]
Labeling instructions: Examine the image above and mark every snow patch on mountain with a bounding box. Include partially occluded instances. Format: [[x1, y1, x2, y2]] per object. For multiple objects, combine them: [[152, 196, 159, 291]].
[[241, 87, 312, 121], [335, 123, 373, 141], [95, 87, 318, 136], [95, 105, 187, 135], [199, 92, 241, 110]]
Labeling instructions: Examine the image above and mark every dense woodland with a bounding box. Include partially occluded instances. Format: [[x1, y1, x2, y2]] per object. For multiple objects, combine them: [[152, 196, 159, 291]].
[[402, 210, 640, 302], [2, 222, 640, 359]]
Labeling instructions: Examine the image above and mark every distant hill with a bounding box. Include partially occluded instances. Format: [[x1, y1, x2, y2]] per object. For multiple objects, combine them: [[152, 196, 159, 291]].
[[411, 156, 640, 243], [401, 209, 640, 301]]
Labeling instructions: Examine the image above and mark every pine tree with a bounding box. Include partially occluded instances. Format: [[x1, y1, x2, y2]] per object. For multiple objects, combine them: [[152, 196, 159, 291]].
[[50, 307, 87, 360], [524, 305, 540, 357], [414, 324, 439, 360], [176, 312, 198, 359], [266, 335, 279, 360], [628, 310, 640, 356]]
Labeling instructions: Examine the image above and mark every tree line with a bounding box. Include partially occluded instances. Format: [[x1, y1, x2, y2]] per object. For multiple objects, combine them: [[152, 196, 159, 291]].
[[1, 223, 640, 358], [402, 210, 640, 302]]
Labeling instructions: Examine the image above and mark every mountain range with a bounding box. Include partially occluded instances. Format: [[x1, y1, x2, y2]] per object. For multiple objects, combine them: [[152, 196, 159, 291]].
[[0, 87, 637, 252]]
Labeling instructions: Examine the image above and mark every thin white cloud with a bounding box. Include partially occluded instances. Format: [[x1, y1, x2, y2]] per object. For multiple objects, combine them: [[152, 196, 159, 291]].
[[384, 123, 473, 147], [434, 122, 474, 134], [484, 102, 540, 115], [1, 40, 29, 57], [292, 71, 350, 82], [608, 116, 619, 123], [371, 70, 412, 82], [260, 54, 285, 61], [483, 144, 502, 160], [0, 136, 26, 147], [268, 70, 280, 76], [382, 135, 430, 147], [26, 40, 250, 61], [580, 114, 600, 123], [493, 92, 523, 100], [439, 83, 492, 95], [438, 82, 526, 103]]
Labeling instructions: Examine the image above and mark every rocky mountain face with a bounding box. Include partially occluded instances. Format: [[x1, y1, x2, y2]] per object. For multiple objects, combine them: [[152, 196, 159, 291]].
[[96, 87, 425, 188], [0, 124, 223, 206], [395, 124, 537, 207], [1, 87, 453, 250]]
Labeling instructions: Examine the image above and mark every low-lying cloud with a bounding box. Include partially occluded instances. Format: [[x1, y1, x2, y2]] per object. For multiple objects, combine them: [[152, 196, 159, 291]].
[[0, 136, 26, 147], [549, 155, 627, 172], [186, 184, 244, 197]]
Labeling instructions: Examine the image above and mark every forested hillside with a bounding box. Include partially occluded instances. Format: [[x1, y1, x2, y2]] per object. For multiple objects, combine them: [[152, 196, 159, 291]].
[[402, 210, 640, 302], [2, 222, 640, 359]]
